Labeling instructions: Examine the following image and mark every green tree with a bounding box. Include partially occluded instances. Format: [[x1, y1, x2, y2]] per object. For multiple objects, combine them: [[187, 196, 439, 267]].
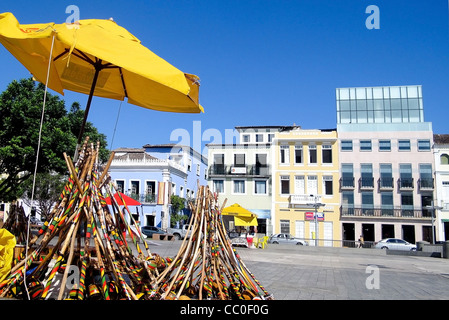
[[0, 78, 109, 202], [170, 195, 188, 227]]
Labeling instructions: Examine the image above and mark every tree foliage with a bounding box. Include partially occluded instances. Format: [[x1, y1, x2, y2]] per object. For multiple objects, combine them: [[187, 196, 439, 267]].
[[0, 78, 109, 202], [170, 195, 188, 227]]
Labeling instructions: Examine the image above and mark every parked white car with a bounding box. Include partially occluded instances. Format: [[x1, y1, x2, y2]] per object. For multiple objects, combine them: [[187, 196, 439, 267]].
[[268, 233, 308, 246], [374, 238, 417, 251]]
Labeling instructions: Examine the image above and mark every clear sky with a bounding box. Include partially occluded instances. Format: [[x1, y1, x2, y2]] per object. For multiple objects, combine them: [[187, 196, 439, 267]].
[[0, 1, 448, 156]]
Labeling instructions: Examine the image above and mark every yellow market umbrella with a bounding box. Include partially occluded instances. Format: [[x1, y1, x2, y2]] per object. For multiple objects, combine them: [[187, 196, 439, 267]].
[[222, 203, 258, 226], [0, 12, 203, 148]]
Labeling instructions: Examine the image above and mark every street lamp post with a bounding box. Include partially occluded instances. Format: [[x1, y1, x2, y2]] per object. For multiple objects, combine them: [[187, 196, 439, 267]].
[[425, 201, 443, 244], [307, 195, 325, 247]]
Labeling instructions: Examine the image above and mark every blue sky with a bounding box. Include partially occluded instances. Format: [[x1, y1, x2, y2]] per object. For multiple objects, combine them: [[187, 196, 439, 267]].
[[0, 1, 448, 155]]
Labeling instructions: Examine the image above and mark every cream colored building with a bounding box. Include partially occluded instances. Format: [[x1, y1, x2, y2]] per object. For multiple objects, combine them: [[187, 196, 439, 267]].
[[271, 128, 341, 246]]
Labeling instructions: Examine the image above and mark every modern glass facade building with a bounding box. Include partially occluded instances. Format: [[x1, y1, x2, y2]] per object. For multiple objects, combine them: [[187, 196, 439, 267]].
[[336, 85, 435, 245], [336, 85, 424, 125]]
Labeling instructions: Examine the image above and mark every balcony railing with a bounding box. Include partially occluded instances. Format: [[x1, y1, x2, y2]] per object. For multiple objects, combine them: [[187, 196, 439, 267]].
[[418, 178, 434, 190], [208, 164, 271, 177], [378, 177, 394, 190], [340, 177, 355, 189], [126, 192, 156, 204], [398, 178, 414, 190], [359, 177, 374, 189], [340, 206, 432, 219], [289, 194, 322, 207]]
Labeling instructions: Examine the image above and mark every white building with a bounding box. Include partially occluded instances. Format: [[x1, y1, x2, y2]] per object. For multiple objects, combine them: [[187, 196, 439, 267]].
[[434, 134, 449, 241]]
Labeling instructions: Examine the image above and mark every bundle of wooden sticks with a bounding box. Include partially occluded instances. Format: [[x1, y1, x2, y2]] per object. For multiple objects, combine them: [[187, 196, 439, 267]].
[[151, 185, 273, 300], [0, 138, 272, 300]]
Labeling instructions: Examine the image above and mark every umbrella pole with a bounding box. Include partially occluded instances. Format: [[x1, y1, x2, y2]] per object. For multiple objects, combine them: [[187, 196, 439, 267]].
[[74, 66, 101, 161]]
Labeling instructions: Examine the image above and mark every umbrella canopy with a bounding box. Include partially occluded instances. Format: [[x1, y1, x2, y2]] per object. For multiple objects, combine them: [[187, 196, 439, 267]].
[[0, 12, 203, 147], [105, 191, 141, 206], [222, 203, 258, 226]]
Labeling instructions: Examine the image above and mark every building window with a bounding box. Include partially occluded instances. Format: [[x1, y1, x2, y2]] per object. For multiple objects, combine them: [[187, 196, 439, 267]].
[[361, 191, 374, 214], [361, 164, 374, 188], [213, 180, 224, 193], [255, 153, 268, 175], [130, 180, 140, 200], [309, 145, 317, 164], [233, 180, 245, 194], [401, 192, 414, 216], [322, 144, 332, 164], [381, 192, 394, 216], [256, 134, 264, 143], [307, 175, 318, 195], [280, 175, 290, 195], [294, 145, 303, 164], [341, 140, 353, 151], [294, 175, 305, 195], [342, 191, 354, 215], [441, 154, 449, 165], [341, 164, 354, 187], [323, 176, 333, 195], [419, 164, 433, 189], [116, 180, 125, 193], [254, 180, 267, 194], [360, 140, 372, 151], [213, 154, 225, 174], [234, 154, 245, 167], [280, 220, 290, 234], [399, 164, 413, 188], [417, 139, 431, 151], [268, 134, 274, 143], [398, 139, 411, 151], [379, 164, 393, 188], [379, 140, 391, 152], [242, 134, 250, 143], [280, 145, 289, 164]]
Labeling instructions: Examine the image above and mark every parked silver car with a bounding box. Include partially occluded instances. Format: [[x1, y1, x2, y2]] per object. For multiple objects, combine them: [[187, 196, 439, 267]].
[[268, 233, 308, 246], [374, 238, 417, 251]]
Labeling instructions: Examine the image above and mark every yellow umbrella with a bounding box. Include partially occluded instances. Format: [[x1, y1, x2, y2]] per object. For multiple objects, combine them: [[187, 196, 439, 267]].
[[0, 12, 203, 148], [222, 203, 258, 227]]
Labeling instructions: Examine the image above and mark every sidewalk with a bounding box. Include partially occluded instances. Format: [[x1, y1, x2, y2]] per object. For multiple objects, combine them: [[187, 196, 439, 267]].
[[147, 240, 449, 300]]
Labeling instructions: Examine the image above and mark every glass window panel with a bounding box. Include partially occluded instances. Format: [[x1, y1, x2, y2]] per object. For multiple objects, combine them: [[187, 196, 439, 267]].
[[356, 87, 366, 99], [398, 140, 411, 151], [418, 140, 431, 151], [402, 109, 409, 122], [383, 87, 390, 99], [407, 86, 418, 98], [339, 88, 349, 100], [409, 110, 420, 122], [357, 100, 367, 110], [400, 87, 408, 98], [384, 110, 391, 122], [373, 87, 383, 99], [392, 110, 402, 123], [360, 140, 372, 151], [339, 100, 350, 111], [367, 110, 374, 123], [373, 99, 383, 110], [374, 110, 384, 123], [379, 140, 391, 151], [381, 192, 394, 206], [418, 86, 422, 98], [366, 88, 373, 99], [350, 100, 357, 111], [341, 140, 353, 151], [358, 111, 367, 123], [390, 99, 401, 109], [408, 98, 419, 109], [390, 87, 400, 98], [350, 88, 356, 99], [339, 111, 351, 123], [366, 100, 374, 110]]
